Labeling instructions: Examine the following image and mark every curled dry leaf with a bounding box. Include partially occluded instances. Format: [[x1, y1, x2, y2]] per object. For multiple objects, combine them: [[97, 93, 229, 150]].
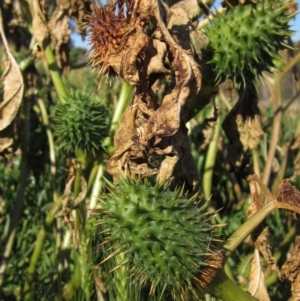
[[47, 0, 91, 72], [55, 0, 91, 32], [0, 44, 24, 131], [247, 249, 271, 301], [45, 0, 91, 72], [32, 0, 50, 49], [0, 9, 24, 158], [280, 236, 300, 301], [48, 13, 72, 72], [58, 158, 87, 248], [247, 174, 279, 299], [88, 0, 203, 188], [276, 179, 300, 219]]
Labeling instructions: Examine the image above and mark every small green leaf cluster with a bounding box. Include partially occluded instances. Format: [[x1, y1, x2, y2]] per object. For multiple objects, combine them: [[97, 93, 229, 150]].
[[53, 91, 109, 155], [97, 179, 219, 296], [206, 0, 294, 86]]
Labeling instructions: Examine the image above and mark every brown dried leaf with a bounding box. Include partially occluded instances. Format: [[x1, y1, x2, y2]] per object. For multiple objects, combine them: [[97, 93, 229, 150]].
[[247, 249, 271, 301], [59, 158, 87, 248], [117, 26, 149, 84], [245, 175, 285, 301], [103, 0, 202, 184], [146, 39, 170, 75], [168, 0, 200, 25], [276, 179, 300, 219], [280, 236, 300, 301], [247, 176, 264, 218], [56, 0, 91, 31], [48, 13, 71, 72], [0, 10, 23, 158], [0, 36, 24, 131], [114, 103, 139, 147], [147, 91, 181, 139], [32, 0, 50, 49], [47, 0, 90, 72], [254, 227, 280, 276]]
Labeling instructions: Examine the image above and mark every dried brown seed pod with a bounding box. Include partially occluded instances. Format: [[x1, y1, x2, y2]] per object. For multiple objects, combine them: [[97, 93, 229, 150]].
[[86, 2, 131, 74]]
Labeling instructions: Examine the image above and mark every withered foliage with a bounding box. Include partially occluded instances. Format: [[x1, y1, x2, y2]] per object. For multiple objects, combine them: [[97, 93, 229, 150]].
[[245, 176, 300, 300], [280, 236, 300, 301], [48, 0, 92, 72], [57, 158, 87, 248], [87, 0, 210, 191], [276, 179, 300, 219], [0, 11, 24, 160]]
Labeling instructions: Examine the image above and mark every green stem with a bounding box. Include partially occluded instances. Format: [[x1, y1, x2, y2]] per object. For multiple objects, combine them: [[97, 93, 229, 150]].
[[262, 75, 282, 186], [252, 148, 261, 178], [224, 201, 300, 260], [271, 145, 289, 194], [104, 81, 134, 148], [205, 269, 257, 301], [23, 197, 62, 300], [44, 45, 68, 104], [89, 164, 105, 210], [37, 98, 57, 202], [0, 101, 30, 287], [62, 258, 81, 300], [202, 96, 221, 201]]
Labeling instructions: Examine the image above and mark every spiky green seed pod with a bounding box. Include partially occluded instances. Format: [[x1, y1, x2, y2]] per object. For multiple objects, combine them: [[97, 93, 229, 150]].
[[53, 91, 109, 155], [97, 179, 219, 298], [206, 0, 294, 86]]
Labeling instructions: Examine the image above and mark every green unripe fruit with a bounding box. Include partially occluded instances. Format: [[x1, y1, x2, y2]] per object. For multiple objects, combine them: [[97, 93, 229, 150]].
[[206, 0, 294, 86], [97, 179, 220, 297], [53, 91, 109, 155]]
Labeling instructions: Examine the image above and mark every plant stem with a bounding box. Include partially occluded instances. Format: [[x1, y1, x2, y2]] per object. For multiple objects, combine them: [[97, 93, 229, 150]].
[[104, 81, 134, 147], [23, 197, 62, 300], [44, 44, 68, 104], [63, 258, 81, 300], [89, 164, 105, 211], [37, 98, 57, 203], [262, 53, 300, 186], [224, 200, 300, 260], [252, 148, 261, 178], [262, 74, 282, 186], [205, 269, 257, 301], [203, 96, 221, 200], [271, 144, 289, 194], [0, 101, 30, 287]]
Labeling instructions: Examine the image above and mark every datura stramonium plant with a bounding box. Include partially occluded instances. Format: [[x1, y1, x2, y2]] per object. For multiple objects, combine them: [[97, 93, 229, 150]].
[[206, 0, 295, 87], [53, 91, 109, 156], [86, 0, 294, 187], [95, 179, 221, 299], [85, 0, 294, 299]]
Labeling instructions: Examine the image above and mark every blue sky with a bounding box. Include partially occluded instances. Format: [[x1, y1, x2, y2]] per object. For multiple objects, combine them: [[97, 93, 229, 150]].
[[291, 0, 300, 41], [72, 0, 300, 48]]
